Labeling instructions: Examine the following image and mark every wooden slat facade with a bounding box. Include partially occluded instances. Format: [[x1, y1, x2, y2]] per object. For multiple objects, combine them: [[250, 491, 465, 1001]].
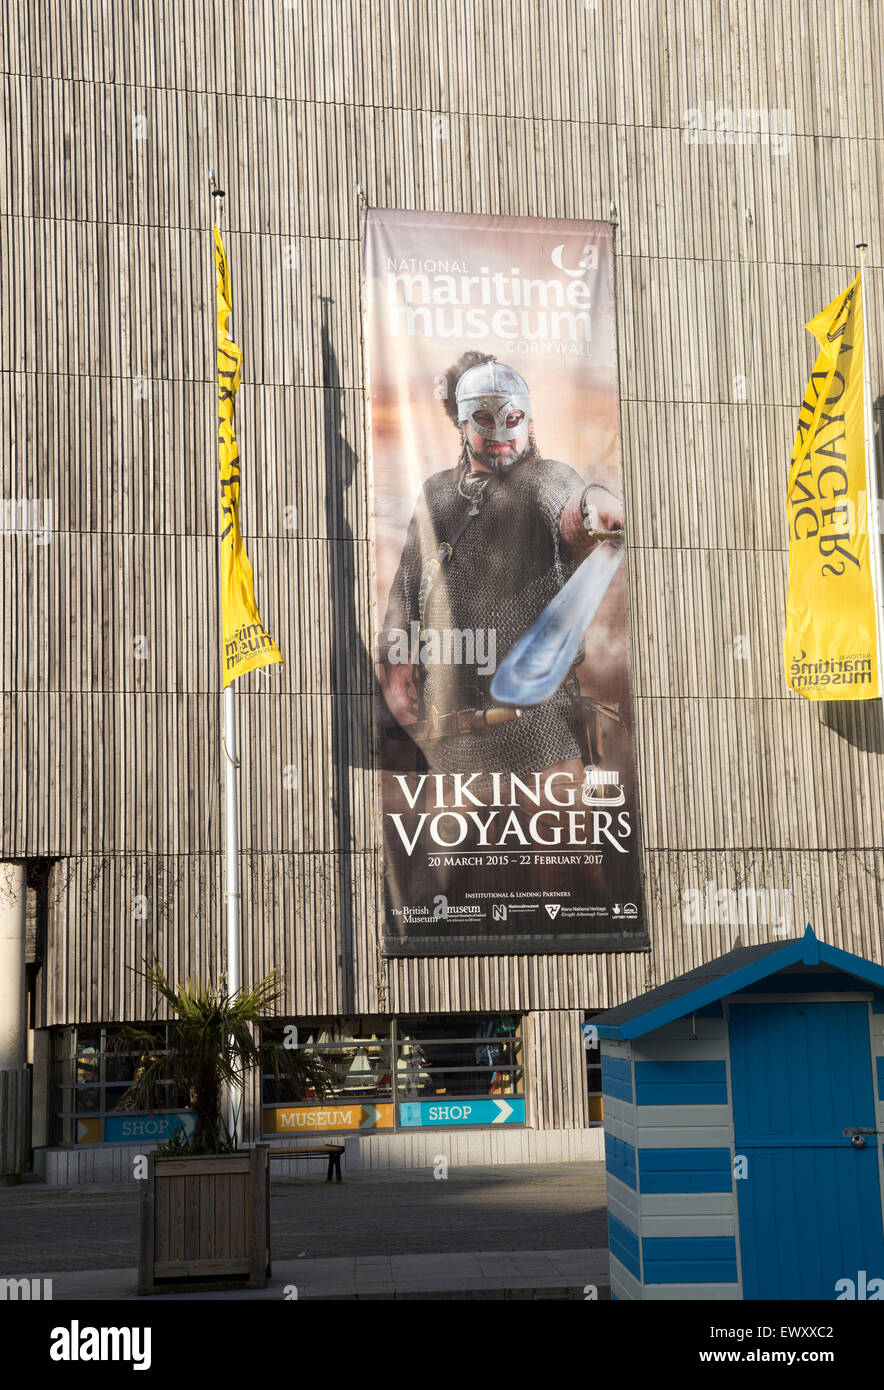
[[2, 1, 884, 1132]]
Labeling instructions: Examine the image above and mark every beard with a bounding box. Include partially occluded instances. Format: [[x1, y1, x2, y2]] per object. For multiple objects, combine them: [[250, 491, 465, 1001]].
[[465, 430, 537, 473]]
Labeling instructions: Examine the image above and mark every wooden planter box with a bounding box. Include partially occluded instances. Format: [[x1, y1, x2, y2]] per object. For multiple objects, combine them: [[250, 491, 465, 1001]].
[[138, 1144, 270, 1294]]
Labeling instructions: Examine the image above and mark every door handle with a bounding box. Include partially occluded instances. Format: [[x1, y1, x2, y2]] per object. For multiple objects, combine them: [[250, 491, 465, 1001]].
[[843, 1127, 879, 1148]]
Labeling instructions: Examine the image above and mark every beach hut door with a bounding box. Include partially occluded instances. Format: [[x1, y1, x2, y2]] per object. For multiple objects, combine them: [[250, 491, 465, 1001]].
[[729, 1000, 884, 1300]]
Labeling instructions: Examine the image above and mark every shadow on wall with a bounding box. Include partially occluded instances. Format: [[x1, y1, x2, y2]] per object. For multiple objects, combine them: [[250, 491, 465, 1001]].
[[818, 393, 884, 752], [321, 298, 380, 1010]]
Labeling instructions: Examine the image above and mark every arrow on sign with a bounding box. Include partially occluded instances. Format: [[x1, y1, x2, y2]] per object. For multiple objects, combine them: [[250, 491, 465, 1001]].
[[492, 1099, 514, 1124], [361, 1104, 380, 1129]]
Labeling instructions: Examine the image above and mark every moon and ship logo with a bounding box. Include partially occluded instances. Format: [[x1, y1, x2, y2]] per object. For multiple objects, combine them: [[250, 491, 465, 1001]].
[[550, 242, 598, 276]]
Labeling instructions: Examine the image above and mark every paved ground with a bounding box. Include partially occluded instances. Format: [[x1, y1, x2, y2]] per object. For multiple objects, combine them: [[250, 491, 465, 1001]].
[[21, 1247, 611, 1301], [0, 1162, 608, 1275]]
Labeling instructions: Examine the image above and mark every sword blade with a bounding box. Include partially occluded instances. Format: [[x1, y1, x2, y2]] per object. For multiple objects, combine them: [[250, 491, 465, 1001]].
[[490, 540, 624, 707]]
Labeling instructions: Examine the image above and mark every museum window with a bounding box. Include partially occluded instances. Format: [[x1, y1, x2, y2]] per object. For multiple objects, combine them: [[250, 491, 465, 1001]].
[[394, 1014, 523, 1100], [260, 1013, 525, 1133], [53, 1024, 188, 1146], [260, 1017, 394, 1105]]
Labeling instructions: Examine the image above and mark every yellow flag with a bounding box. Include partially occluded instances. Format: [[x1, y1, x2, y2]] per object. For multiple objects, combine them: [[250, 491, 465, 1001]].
[[215, 227, 283, 687], [784, 270, 877, 698]]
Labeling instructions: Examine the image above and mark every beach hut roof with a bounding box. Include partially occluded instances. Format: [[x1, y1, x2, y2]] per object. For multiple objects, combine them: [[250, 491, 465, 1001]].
[[595, 926, 884, 1039]]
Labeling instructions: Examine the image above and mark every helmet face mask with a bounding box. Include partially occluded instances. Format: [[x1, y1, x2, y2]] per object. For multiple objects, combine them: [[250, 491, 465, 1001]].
[[465, 402, 526, 443], [455, 361, 532, 456]]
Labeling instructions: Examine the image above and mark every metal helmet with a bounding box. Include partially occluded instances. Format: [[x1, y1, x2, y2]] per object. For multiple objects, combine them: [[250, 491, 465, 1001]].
[[455, 361, 533, 445]]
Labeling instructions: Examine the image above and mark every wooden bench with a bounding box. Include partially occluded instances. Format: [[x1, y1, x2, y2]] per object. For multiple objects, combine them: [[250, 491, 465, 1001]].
[[269, 1144, 345, 1183]]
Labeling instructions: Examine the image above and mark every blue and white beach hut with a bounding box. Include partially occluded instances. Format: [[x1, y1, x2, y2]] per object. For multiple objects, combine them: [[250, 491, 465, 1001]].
[[594, 927, 884, 1300]]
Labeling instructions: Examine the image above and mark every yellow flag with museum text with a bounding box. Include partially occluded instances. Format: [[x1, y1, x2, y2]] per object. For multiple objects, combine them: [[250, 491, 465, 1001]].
[[215, 227, 283, 687], [784, 271, 877, 699]]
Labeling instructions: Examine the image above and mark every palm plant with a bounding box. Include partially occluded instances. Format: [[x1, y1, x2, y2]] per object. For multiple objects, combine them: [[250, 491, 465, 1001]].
[[117, 959, 336, 1154]]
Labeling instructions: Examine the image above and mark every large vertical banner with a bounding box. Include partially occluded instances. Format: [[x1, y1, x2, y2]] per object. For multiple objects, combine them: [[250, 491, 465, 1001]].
[[784, 272, 878, 699], [364, 210, 645, 954]]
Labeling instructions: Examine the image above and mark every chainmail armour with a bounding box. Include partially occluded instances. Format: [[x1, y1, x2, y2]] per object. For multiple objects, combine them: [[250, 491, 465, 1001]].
[[383, 453, 587, 778]]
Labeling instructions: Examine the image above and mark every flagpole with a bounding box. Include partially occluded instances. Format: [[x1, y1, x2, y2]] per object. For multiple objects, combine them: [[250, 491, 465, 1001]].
[[211, 170, 243, 1149], [858, 244, 884, 715], [224, 687, 242, 1151]]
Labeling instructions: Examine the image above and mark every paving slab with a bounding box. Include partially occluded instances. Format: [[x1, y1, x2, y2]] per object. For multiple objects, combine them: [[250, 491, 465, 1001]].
[[19, 1246, 609, 1301]]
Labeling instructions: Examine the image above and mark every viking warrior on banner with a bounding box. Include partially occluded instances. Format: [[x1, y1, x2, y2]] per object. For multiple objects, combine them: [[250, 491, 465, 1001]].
[[377, 351, 625, 810]]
